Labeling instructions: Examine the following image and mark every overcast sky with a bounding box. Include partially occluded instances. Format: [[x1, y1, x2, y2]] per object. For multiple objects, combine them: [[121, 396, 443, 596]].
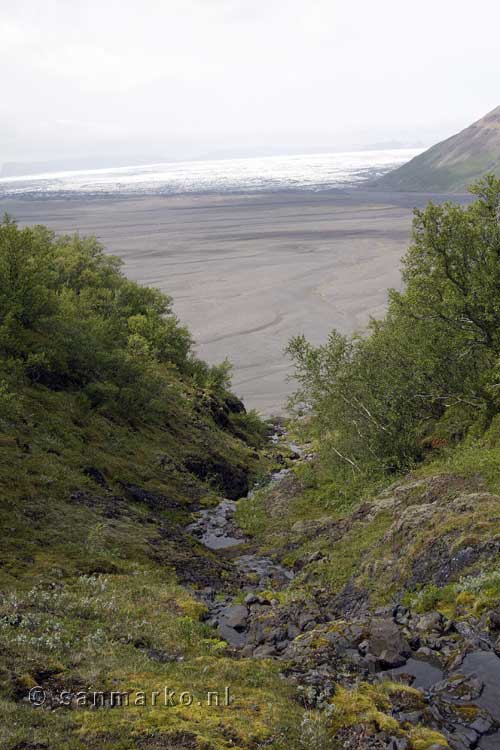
[[2, 0, 500, 169]]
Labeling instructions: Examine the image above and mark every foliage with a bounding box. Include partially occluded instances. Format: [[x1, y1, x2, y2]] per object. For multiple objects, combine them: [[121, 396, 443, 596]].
[[0, 216, 235, 421], [0, 219, 299, 748], [287, 176, 500, 488]]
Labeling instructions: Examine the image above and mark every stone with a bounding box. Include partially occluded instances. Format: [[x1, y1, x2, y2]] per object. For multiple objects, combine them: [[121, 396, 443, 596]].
[[397, 711, 422, 725], [298, 612, 317, 630], [367, 618, 410, 669], [415, 611, 443, 634], [489, 608, 500, 631], [387, 738, 409, 750], [253, 644, 277, 658], [275, 639, 290, 652], [223, 605, 248, 631], [470, 715, 493, 734]]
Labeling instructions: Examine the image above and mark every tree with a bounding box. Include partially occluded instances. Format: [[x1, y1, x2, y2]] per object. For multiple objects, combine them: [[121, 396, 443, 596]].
[[287, 176, 500, 485]]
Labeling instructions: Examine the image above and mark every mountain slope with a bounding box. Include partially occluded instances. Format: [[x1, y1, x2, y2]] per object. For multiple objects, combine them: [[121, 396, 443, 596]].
[[376, 106, 500, 192]]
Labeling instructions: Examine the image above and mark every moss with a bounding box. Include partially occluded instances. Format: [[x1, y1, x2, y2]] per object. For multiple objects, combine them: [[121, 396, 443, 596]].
[[0, 381, 305, 748], [408, 726, 449, 749], [330, 683, 399, 733]]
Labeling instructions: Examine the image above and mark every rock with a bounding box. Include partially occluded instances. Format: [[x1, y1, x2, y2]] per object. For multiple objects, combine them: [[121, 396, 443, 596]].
[[223, 605, 248, 631], [397, 710, 422, 725], [253, 644, 277, 658], [358, 639, 369, 655], [244, 593, 258, 605], [83, 466, 108, 487], [393, 605, 410, 625], [145, 648, 175, 663], [185, 456, 249, 500], [448, 726, 479, 749], [415, 611, 444, 634], [290, 517, 334, 538], [275, 639, 290, 652], [298, 612, 317, 631], [287, 623, 300, 640], [122, 483, 179, 509], [470, 715, 493, 734], [387, 738, 409, 750], [489, 608, 500, 631], [367, 618, 410, 669], [217, 622, 247, 648], [224, 394, 245, 414]]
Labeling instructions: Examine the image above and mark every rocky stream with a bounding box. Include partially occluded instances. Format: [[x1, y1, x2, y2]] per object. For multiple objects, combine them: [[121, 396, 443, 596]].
[[187, 432, 500, 750]]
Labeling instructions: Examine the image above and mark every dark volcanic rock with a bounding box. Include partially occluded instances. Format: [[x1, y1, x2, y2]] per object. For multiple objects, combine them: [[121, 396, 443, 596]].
[[122, 483, 180, 510], [367, 618, 411, 669], [185, 457, 249, 499]]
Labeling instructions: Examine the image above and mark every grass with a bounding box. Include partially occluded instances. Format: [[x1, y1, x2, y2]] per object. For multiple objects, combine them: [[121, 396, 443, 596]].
[[4, 386, 500, 746], [0, 384, 306, 749]]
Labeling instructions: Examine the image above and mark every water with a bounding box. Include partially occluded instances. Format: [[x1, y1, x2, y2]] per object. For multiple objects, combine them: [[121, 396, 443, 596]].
[[186, 499, 245, 550], [460, 651, 500, 722], [0, 148, 422, 198], [387, 657, 444, 690]]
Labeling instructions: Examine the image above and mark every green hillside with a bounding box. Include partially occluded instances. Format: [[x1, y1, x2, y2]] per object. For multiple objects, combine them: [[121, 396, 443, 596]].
[[377, 106, 500, 192], [4, 179, 500, 749], [0, 219, 304, 749]]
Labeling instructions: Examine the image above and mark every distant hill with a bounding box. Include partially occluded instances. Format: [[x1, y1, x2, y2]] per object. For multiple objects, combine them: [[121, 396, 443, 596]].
[[376, 106, 500, 192]]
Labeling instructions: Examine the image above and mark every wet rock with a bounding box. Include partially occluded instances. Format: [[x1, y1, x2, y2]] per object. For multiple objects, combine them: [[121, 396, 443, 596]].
[[187, 499, 245, 550], [470, 715, 493, 734], [431, 672, 484, 702], [367, 618, 410, 669], [448, 726, 479, 749]]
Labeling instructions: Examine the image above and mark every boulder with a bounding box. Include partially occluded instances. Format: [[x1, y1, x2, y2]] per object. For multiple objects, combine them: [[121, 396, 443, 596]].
[[367, 618, 410, 669], [489, 608, 500, 631], [223, 605, 248, 631], [415, 611, 444, 634]]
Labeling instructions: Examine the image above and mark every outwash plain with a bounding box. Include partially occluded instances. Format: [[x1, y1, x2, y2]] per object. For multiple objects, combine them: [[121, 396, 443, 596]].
[[1, 188, 461, 413]]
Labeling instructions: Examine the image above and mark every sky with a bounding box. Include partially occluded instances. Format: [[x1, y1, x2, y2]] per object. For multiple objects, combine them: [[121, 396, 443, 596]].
[[2, 0, 500, 170]]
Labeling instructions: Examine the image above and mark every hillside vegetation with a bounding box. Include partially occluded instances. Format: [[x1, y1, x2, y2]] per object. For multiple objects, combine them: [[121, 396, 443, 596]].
[[0, 218, 305, 749], [235, 178, 500, 748], [376, 106, 500, 192], [4, 179, 500, 750]]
